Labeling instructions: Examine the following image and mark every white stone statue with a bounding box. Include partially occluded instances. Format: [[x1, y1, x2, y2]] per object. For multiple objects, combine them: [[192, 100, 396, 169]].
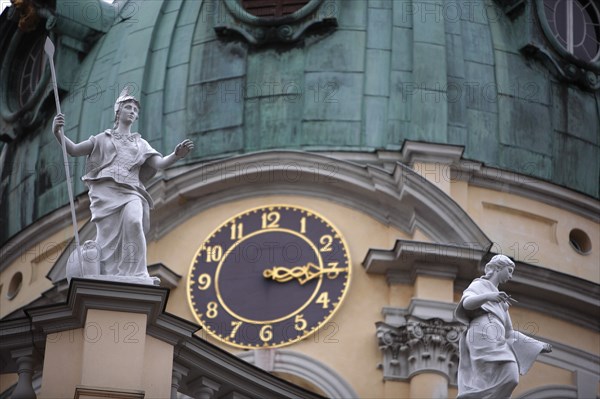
[[454, 255, 552, 399], [53, 87, 194, 285]]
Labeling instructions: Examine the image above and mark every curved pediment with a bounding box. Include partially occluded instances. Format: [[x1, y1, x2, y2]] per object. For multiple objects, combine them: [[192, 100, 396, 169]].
[[147, 150, 492, 250]]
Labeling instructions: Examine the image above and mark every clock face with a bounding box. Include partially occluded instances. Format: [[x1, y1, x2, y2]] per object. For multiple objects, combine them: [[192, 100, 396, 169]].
[[187, 205, 351, 349]]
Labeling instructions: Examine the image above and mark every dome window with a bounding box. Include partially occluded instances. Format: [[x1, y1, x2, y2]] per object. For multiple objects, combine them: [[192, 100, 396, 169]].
[[6, 271, 23, 300], [569, 228, 592, 255], [17, 35, 47, 108], [497, 0, 600, 91], [542, 0, 600, 63]]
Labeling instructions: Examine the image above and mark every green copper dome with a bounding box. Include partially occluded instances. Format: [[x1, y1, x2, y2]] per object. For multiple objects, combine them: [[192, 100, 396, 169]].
[[0, 0, 598, 242]]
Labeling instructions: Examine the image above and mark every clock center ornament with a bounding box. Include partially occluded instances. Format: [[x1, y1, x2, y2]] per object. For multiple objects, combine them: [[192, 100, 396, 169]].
[[187, 205, 351, 349]]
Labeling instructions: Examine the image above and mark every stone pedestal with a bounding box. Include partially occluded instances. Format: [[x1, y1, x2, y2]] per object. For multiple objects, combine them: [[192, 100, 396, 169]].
[[37, 284, 173, 398]]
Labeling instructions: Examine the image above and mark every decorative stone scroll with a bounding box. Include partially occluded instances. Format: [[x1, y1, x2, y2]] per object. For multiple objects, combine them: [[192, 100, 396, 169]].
[[492, 0, 599, 92], [213, 0, 338, 46], [376, 318, 465, 385]]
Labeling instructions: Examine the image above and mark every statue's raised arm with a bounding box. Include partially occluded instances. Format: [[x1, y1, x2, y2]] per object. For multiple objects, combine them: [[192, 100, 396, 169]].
[[454, 255, 552, 399], [66, 86, 194, 285], [52, 114, 94, 157]]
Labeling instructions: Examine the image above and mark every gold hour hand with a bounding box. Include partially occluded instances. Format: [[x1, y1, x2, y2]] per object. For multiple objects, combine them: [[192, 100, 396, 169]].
[[263, 262, 348, 285]]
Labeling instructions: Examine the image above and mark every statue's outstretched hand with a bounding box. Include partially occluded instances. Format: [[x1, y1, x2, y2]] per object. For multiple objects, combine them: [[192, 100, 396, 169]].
[[542, 343, 552, 353], [53, 113, 65, 135], [175, 139, 194, 159]]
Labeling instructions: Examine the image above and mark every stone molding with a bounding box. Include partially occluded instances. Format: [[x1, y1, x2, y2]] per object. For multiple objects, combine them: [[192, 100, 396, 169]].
[[516, 385, 577, 399], [400, 141, 599, 223], [146, 263, 182, 289], [535, 339, 600, 385], [238, 349, 358, 399], [73, 386, 145, 399], [376, 317, 464, 385], [173, 340, 324, 399], [516, 349, 600, 399], [382, 299, 458, 325], [145, 151, 491, 248], [0, 279, 325, 399], [363, 240, 485, 285]]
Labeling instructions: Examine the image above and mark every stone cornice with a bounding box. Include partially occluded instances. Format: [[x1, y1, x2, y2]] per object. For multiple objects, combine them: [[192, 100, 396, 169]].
[[382, 299, 459, 324], [174, 340, 325, 399], [238, 349, 359, 398], [401, 141, 465, 165], [146, 263, 181, 289], [363, 240, 486, 285], [398, 141, 599, 222], [146, 151, 491, 249], [456, 162, 600, 223], [0, 279, 326, 398], [24, 279, 178, 335], [0, 318, 39, 372], [400, 141, 599, 222]]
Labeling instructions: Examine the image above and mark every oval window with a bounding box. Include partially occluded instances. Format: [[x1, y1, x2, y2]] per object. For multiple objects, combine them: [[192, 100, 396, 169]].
[[542, 0, 600, 63]]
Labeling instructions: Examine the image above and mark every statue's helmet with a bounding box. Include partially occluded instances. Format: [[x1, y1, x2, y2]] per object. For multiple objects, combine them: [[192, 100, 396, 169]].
[[113, 85, 140, 117]]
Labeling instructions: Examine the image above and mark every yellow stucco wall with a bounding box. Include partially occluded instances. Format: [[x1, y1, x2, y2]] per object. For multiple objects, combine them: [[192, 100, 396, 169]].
[[40, 327, 84, 399], [467, 186, 599, 283], [1, 165, 598, 398], [0, 223, 83, 317]]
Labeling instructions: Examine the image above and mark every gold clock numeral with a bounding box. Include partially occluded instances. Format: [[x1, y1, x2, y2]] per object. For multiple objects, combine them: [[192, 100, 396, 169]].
[[230, 222, 244, 240], [261, 211, 280, 229], [230, 321, 242, 338], [320, 235, 333, 252], [197, 273, 212, 290], [316, 292, 330, 309], [205, 245, 223, 262], [260, 325, 273, 342], [300, 216, 306, 234], [294, 314, 307, 331], [206, 301, 219, 318]]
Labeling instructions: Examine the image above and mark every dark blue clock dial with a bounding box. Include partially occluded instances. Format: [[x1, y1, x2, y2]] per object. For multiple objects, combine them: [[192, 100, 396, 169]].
[[187, 205, 351, 349]]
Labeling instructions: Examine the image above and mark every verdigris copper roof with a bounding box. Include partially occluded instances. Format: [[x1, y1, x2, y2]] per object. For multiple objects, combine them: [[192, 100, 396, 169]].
[[0, 0, 598, 243]]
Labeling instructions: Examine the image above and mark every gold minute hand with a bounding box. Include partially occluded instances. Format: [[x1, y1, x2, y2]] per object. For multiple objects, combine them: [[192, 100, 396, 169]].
[[263, 262, 348, 285]]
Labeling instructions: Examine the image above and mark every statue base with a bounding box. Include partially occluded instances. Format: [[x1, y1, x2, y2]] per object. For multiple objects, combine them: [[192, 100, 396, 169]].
[[75, 274, 161, 286], [66, 241, 160, 286]]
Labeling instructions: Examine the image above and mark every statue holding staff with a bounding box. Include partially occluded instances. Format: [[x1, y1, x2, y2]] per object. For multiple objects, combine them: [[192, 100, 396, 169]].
[[52, 87, 194, 285], [454, 255, 552, 398]]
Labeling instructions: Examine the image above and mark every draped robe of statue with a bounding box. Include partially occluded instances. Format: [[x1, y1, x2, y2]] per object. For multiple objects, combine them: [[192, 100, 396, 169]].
[[454, 278, 545, 399], [77, 129, 160, 282]]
